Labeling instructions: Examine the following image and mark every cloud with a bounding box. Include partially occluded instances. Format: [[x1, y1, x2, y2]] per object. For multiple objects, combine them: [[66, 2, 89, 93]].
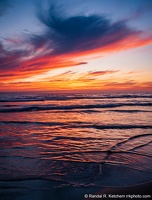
[[88, 70, 119, 76], [0, 2, 152, 86], [0, 41, 32, 73], [73, 70, 120, 82], [75, 62, 88, 65], [27, 34, 49, 51], [29, 61, 50, 68], [37, 5, 140, 55], [105, 81, 137, 87]]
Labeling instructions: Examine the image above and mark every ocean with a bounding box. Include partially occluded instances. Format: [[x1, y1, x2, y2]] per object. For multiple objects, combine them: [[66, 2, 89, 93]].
[[0, 92, 152, 200]]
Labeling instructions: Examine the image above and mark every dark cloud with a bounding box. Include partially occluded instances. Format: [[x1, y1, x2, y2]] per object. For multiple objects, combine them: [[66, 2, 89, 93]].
[[36, 4, 139, 55], [0, 42, 19, 71], [88, 70, 119, 76], [0, 36, 87, 75], [0, 73, 14, 77], [27, 34, 49, 51], [0, 0, 12, 16], [29, 61, 49, 68], [75, 62, 87, 65], [0, 41, 31, 72]]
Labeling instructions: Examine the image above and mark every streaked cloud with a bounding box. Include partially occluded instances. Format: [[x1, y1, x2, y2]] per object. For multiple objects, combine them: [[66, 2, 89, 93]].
[[88, 70, 119, 76]]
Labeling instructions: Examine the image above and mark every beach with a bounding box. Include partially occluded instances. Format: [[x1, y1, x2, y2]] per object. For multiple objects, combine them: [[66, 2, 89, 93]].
[[0, 92, 152, 200], [1, 180, 152, 200]]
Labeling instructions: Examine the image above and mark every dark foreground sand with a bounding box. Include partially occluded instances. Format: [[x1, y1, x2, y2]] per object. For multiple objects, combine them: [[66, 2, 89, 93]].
[[86, 181, 152, 199], [0, 180, 152, 200]]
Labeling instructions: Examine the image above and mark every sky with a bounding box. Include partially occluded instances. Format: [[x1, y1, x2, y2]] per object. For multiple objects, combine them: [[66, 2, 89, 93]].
[[0, 0, 152, 92]]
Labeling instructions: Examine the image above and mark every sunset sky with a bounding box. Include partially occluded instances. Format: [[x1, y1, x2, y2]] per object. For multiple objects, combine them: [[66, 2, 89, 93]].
[[0, 0, 152, 92]]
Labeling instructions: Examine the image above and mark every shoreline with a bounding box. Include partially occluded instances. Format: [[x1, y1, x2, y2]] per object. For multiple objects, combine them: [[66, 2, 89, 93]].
[[1, 180, 152, 200]]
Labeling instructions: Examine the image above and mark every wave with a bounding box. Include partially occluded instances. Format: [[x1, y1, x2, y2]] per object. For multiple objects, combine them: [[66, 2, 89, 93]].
[[111, 134, 152, 149], [108, 109, 152, 113], [0, 132, 152, 188], [91, 124, 152, 130], [0, 93, 151, 102], [0, 102, 151, 112], [0, 121, 152, 129], [0, 121, 68, 126], [0, 154, 152, 187]]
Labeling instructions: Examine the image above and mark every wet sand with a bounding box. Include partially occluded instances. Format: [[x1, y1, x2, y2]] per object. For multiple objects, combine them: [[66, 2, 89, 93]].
[[87, 181, 152, 199], [1, 180, 152, 200]]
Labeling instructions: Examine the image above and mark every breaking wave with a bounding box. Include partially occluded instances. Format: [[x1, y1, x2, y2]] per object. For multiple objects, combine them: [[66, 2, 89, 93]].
[[0, 102, 151, 112]]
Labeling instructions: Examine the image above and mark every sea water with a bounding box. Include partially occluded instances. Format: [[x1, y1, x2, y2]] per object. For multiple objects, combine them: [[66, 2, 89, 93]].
[[0, 92, 152, 199]]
